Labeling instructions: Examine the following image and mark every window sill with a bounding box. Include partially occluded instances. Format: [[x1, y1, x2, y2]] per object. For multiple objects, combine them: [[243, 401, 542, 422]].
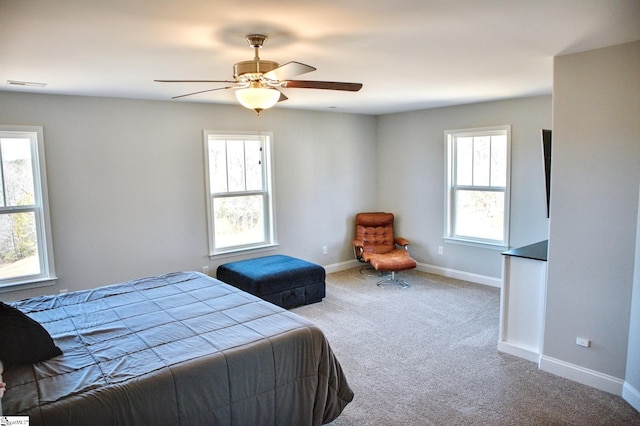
[[0, 276, 58, 294], [209, 244, 279, 260], [443, 237, 507, 251]]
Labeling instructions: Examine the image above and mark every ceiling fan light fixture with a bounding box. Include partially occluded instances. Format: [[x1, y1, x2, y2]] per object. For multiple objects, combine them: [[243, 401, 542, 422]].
[[235, 86, 280, 113]]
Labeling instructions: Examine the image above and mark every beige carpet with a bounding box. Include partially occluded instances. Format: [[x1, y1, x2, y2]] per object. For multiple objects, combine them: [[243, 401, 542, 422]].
[[292, 268, 640, 425]]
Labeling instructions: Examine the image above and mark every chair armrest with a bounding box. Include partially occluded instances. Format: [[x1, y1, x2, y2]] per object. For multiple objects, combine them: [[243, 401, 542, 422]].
[[395, 237, 410, 247], [352, 239, 364, 248]]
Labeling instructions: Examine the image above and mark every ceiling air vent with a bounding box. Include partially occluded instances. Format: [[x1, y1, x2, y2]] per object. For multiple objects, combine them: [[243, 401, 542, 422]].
[[7, 80, 47, 87]]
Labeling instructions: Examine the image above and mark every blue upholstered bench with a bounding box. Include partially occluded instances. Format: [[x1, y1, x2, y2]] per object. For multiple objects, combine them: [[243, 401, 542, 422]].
[[216, 255, 326, 309]]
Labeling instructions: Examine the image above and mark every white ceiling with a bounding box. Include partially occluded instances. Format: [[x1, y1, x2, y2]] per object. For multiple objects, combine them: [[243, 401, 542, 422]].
[[2, 0, 639, 115]]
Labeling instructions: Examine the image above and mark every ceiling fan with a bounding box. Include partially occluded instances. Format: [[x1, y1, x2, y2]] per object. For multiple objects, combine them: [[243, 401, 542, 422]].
[[155, 34, 363, 114]]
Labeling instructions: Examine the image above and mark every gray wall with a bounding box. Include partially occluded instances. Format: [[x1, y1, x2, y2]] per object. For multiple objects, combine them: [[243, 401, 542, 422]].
[[0, 92, 376, 300], [545, 41, 640, 380], [375, 96, 552, 279], [1, 92, 550, 302]]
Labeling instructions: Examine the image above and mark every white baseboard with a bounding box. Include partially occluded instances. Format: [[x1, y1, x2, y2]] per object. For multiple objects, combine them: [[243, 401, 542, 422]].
[[497, 341, 540, 364], [416, 262, 502, 288], [623, 381, 640, 412], [539, 355, 624, 396], [323, 260, 501, 288], [324, 259, 360, 274]]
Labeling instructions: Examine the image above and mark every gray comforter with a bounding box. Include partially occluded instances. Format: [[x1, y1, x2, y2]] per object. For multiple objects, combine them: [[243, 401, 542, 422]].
[[2, 271, 353, 425]]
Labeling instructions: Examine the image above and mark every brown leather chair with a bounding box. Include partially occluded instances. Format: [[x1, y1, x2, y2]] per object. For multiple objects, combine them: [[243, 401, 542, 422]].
[[352, 212, 417, 288]]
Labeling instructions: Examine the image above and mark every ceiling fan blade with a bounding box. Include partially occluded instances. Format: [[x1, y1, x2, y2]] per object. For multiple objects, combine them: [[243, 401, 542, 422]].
[[281, 80, 363, 92], [277, 91, 288, 103], [171, 86, 236, 99], [155, 79, 237, 83], [263, 61, 317, 81]]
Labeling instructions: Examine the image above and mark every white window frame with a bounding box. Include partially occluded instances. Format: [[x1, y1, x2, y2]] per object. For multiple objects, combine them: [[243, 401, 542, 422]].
[[444, 125, 511, 249], [203, 130, 277, 257], [0, 125, 56, 291]]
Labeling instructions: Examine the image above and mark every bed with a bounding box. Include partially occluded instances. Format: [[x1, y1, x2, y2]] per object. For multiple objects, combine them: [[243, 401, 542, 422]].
[[1, 271, 353, 425]]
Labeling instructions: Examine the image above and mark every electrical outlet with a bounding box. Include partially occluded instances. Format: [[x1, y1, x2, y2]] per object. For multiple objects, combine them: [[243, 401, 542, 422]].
[[438, 246, 444, 255], [576, 337, 591, 348], [322, 246, 328, 255], [59, 288, 68, 294]]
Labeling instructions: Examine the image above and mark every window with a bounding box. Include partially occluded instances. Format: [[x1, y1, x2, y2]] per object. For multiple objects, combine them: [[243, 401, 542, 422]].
[[445, 125, 511, 248], [0, 126, 56, 289], [204, 131, 276, 256]]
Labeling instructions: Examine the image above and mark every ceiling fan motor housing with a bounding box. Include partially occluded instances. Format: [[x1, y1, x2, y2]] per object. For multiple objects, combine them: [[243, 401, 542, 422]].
[[233, 60, 279, 82]]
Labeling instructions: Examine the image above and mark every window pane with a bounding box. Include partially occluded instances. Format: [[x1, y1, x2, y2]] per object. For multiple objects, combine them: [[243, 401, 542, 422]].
[[213, 195, 264, 248], [454, 190, 504, 241], [226, 141, 246, 192], [455, 137, 473, 185], [0, 212, 41, 279], [205, 131, 274, 255], [208, 139, 228, 193], [446, 126, 510, 246], [472, 136, 490, 186], [244, 139, 263, 191], [490, 135, 507, 187], [1, 138, 35, 206]]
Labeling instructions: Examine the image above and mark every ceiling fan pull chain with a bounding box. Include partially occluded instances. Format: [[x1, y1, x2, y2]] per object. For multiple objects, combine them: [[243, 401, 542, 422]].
[[256, 110, 262, 134]]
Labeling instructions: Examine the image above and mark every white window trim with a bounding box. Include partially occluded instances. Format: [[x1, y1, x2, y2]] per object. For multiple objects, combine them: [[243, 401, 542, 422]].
[[203, 130, 277, 258], [0, 125, 57, 291], [444, 125, 511, 249]]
